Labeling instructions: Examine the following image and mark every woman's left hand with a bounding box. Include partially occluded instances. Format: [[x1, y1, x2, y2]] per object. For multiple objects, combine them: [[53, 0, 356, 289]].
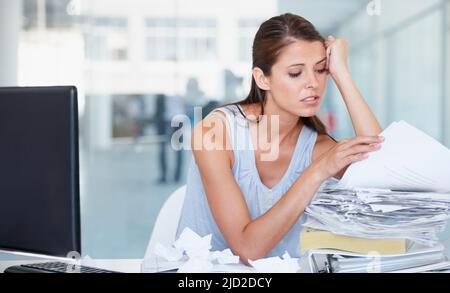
[[326, 36, 349, 78]]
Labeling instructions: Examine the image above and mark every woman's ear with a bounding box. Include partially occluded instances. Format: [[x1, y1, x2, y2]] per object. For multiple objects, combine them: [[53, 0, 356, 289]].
[[252, 67, 271, 91]]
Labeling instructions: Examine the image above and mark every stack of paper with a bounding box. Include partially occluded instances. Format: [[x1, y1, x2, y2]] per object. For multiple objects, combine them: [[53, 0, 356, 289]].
[[303, 121, 450, 272], [304, 121, 450, 245], [304, 179, 450, 246]]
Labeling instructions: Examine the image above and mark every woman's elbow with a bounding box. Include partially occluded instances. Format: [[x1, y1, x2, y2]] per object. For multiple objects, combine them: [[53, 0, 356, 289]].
[[232, 245, 267, 265], [227, 224, 270, 264]]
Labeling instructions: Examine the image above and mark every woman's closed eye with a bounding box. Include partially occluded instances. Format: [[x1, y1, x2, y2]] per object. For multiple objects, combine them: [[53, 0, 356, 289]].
[[288, 71, 302, 78], [288, 67, 328, 78]]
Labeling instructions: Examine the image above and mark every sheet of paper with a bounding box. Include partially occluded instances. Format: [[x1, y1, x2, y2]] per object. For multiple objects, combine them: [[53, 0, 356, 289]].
[[369, 204, 413, 213], [338, 121, 450, 192]]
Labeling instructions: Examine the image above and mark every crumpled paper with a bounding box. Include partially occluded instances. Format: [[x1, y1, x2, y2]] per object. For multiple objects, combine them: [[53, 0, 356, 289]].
[[177, 258, 214, 273], [154, 243, 184, 262], [174, 227, 212, 259], [154, 227, 299, 273], [248, 251, 300, 273], [154, 227, 240, 272], [211, 248, 240, 265]]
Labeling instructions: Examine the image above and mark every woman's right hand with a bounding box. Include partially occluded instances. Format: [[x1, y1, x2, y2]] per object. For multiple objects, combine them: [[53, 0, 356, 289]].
[[312, 135, 385, 181]]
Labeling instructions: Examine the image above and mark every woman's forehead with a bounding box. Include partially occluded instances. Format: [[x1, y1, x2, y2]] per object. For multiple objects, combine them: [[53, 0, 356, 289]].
[[276, 39, 326, 67]]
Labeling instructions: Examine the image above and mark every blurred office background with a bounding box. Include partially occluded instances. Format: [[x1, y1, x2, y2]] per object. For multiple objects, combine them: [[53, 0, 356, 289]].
[[0, 0, 449, 259]]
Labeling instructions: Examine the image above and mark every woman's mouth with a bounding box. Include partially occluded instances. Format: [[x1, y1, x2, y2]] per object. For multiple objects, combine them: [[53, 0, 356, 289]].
[[300, 95, 320, 105]]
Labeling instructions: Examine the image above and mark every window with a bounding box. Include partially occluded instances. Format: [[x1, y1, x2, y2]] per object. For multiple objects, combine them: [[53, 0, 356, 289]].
[[83, 17, 129, 61], [23, 0, 73, 30], [145, 17, 217, 61], [23, 0, 38, 30]]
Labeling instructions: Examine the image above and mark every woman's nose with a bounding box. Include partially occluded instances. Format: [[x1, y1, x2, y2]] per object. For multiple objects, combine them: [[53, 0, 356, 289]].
[[305, 71, 319, 89]]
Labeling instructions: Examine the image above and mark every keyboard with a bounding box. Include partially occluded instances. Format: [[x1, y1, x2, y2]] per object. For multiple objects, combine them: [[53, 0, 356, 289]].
[[4, 262, 120, 273]]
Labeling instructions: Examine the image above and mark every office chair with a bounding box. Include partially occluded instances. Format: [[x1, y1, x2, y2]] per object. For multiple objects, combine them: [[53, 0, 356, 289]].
[[143, 185, 186, 259]]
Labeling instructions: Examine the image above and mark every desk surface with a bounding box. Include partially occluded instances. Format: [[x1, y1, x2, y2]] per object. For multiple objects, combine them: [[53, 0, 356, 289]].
[[2, 238, 450, 273], [0, 258, 311, 273]]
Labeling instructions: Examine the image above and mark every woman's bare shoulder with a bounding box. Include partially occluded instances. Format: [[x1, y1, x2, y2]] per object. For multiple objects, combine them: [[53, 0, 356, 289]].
[[191, 109, 234, 167]]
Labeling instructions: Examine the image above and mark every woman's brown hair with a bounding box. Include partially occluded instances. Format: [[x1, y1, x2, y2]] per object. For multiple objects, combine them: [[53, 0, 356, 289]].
[[233, 13, 329, 135]]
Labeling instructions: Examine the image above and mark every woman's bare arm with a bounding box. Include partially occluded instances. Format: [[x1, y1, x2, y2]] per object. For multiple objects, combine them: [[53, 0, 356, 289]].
[[326, 36, 382, 136], [192, 113, 323, 263], [313, 37, 383, 179], [332, 70, 382, 136]]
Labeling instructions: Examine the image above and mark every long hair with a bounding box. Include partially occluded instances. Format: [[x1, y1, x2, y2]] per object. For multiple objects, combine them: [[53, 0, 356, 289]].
[[231, 13, 329, 135]]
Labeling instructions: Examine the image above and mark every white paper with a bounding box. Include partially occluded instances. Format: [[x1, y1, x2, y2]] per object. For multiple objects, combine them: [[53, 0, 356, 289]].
[[154, 243, 184, 262], [369, 204, 413, 213], [338, 121, 450, 192], [173, 227, 212, 259], [143, 227, 251, 273], [248, 251, 300, 273], [177, 258, 214, 273], [141, 255, 186, 273], [211, 248, 240, 265]]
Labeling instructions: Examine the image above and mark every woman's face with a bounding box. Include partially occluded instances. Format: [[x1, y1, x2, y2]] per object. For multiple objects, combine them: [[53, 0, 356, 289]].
[[266, 39, 328, 118]]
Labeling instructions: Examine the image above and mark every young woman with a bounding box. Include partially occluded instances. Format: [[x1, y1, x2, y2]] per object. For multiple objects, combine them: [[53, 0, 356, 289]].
[[176, 13, 383, 263]]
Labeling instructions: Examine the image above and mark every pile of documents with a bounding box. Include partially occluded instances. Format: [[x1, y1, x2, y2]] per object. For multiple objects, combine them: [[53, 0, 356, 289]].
[[303, 120, 450, 272], [304, 179, 450, 246]]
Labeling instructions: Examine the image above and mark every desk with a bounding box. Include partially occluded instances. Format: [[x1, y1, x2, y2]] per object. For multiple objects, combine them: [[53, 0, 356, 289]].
[[2, 239, 449, 273], [0, 257, 311, 273]]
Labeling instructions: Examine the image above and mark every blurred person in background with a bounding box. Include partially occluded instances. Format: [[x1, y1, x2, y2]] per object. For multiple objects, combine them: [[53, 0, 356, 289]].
[[154, 93, 186, 183]]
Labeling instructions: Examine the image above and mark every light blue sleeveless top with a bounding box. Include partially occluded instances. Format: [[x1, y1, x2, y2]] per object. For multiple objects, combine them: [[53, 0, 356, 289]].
[[176, 105, 318, 257]]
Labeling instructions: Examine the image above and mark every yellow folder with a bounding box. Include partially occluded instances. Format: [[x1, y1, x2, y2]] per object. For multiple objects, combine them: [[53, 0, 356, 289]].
[[300, 228, 407, 255]]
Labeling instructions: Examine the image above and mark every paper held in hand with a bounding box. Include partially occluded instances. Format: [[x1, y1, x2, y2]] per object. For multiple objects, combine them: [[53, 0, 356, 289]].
[[338, 120, 450, 192]]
